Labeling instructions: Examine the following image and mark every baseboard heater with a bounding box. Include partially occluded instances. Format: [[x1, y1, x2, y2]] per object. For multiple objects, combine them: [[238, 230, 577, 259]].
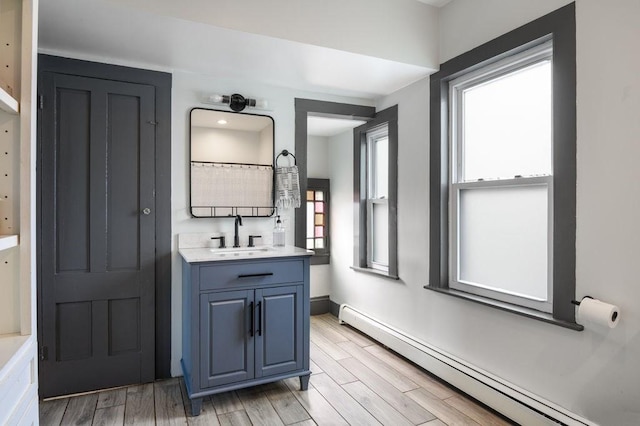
[[338, 304, 593, 426]]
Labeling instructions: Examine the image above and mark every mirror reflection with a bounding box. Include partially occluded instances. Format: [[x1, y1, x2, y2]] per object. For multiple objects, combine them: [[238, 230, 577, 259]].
[[190, 108, 274, 217]]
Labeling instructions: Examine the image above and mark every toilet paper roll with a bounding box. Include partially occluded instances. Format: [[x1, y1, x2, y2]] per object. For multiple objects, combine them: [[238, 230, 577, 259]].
[[577, 298, 620, 329]]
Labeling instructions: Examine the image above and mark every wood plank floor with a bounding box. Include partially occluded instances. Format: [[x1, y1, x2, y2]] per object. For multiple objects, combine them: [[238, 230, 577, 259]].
[[39, 314, 513, 426]]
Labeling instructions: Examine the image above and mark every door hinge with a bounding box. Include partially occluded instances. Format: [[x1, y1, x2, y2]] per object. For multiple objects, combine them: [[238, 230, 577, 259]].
[[38, 95, 44, 110], [39, 346, 48, 361]]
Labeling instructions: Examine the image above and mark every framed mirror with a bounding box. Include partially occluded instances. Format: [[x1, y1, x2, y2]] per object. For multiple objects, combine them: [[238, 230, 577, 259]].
[[190, 108, 275, 217]]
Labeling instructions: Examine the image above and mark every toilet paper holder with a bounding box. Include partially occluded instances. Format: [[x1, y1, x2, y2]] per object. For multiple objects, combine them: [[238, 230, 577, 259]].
[[572, 296, 620, 326], [570, 295, 593, 306]]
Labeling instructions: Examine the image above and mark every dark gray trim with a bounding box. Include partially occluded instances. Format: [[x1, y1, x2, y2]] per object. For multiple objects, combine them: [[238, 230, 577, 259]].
[[307, 178, 330, 264], [424, 286, 583, 331], [37, 54, 174, 377], [428, 3, 577, 325], [310, 296, 331, 315], [310, 254, 330, 266], [330, 300, 341, 318], [349, 266, 399, 281], [294, 99, 376, 249], [353, 105, 399, 279]]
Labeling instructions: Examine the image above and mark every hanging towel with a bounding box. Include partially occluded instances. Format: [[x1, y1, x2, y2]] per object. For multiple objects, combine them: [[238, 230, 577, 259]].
[[275, 165, 301, 209]]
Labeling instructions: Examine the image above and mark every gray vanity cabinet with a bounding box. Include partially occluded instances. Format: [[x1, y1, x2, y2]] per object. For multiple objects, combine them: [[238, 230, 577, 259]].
[[200, 289, 255, 388], [182, 255, 311, 416]]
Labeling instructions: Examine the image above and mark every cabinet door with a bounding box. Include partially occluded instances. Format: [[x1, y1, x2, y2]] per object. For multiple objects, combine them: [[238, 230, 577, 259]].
[[255, 285, 303, 378], [200, 290, 255, 388]]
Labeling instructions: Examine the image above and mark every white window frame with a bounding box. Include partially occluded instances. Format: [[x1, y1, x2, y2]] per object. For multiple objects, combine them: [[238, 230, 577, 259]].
[[366, 125, 389, 272], [448, 41, 554, 312]]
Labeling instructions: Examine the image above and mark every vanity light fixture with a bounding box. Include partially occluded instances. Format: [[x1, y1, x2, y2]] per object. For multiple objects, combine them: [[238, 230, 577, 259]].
[[206, 93, 268, 112]]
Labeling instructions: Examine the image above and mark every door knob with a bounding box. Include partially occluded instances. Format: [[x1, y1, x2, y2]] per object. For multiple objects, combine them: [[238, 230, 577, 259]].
[[142, 208, 151, 215]]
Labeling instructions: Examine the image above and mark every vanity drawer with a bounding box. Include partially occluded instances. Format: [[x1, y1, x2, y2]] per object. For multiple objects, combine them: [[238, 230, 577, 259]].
[[198, 259, 304, 291]]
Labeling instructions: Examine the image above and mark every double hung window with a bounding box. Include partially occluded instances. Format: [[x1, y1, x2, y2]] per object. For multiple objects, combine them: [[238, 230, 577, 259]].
[[353, 105, 398, 279], [449, 42, 553, 312], [428, 4, 578, 328], [366, 126, 390, 272]]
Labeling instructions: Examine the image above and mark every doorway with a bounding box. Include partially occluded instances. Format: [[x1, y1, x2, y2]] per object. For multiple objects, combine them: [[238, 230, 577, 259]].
[[293, 99, 375, 315]]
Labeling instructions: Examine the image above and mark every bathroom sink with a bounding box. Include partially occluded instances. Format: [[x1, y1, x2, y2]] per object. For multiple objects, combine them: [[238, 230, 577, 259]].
[[208, 247, 273, 257]]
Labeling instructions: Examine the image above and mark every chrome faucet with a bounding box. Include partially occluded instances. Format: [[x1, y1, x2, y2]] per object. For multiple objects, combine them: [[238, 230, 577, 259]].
[[233, 215, 243, 247]]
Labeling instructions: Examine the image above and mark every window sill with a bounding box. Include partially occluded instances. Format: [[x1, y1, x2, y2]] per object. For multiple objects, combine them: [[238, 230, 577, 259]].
[[424, 285, 583, 331], [351, 266, 399, 280]]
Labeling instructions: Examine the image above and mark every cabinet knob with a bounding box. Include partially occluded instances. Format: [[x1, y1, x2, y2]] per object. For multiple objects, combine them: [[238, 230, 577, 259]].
[[142, 208, 151, 215]]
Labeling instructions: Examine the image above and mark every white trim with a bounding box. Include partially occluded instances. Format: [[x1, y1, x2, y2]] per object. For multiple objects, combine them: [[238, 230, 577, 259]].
[[449, 39, 553, 104], [366, 124, 390, 270], [450, 178, 553, 312]]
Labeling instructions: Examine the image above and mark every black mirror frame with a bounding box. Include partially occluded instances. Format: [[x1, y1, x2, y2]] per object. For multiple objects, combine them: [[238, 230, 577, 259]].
[[189, 107, 275, 218]]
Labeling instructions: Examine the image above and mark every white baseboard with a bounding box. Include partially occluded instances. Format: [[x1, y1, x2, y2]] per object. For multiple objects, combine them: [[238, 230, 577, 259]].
[[338, 304, 593, 426]]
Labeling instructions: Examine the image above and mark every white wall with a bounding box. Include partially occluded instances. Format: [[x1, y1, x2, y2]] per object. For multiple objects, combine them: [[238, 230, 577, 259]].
[[171, 71, 373, 375], [438, 0, 573, 63], [307, 135, 332, 298], [307, 135, 330, 179], [330, 76, 432, 339], [330, 1, 640, 424]]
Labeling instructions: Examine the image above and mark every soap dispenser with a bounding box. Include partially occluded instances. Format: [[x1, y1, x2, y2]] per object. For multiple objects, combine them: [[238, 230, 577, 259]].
[[273, 215, 285, 247]]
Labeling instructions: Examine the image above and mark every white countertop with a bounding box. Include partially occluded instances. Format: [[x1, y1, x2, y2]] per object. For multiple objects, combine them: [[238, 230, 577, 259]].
[[180, 245, 313, 263]]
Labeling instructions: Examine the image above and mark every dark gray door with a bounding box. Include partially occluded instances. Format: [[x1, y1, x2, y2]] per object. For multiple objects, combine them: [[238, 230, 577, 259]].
[[255, 285, 303, 378], [39, 72, 156, 397], [200, 290, 255, 388]]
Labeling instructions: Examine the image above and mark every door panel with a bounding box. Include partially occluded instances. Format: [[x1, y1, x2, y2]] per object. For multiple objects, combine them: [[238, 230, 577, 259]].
[[255, 285, 303, 378], [55, 87, 91, 273], [200, 290, 255, 388], [39, 72, 156, 397], [109, 298, 141, 355], [56, 302, 92, 361], [107, 93, 143, 271]]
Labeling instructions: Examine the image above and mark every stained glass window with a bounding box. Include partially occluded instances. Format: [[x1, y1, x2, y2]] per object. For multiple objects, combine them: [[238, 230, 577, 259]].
[[306, 178, 330, 261]]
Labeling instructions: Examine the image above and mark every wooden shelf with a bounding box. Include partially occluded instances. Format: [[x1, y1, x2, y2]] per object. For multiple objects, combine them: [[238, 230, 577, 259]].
[[0, 87, 19, 114], [0, 235, 19, 252]]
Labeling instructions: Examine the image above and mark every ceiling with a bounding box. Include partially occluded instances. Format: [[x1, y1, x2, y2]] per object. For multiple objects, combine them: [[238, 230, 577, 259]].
[[38, 0, 445, 99]]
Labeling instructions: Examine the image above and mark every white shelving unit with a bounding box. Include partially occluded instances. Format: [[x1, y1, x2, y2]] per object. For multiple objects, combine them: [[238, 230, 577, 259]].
[[0, 86, 19, 113], [0, 0, 39, 423], [0, 234, 19, 251]]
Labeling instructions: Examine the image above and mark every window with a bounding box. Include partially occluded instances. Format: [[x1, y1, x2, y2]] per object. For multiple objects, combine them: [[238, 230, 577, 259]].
[[367, 126, 390, 271], [450, 42, 553, 312], [354, 105, 398, 279], [306, 178, 330, 265], [428, 4, 579, 328]]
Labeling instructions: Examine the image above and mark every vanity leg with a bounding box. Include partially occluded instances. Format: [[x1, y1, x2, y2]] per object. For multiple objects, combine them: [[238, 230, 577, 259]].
[[191, 397, 203, 416], [299, 373, 311, 391]]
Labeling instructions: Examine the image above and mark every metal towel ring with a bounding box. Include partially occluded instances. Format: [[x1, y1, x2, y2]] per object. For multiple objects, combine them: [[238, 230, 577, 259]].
[[276, 149, 297, 166]]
